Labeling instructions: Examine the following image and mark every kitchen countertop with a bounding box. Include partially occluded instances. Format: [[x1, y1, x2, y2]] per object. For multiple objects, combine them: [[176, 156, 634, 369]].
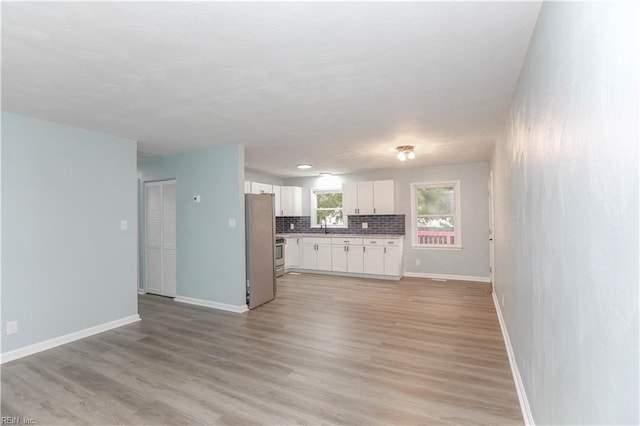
[[277, 233, 404, 239]]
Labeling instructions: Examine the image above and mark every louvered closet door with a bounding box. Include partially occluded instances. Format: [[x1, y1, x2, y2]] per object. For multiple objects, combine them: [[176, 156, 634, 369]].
[[161, 182, 177, 297], [145, 180, 177, 297]]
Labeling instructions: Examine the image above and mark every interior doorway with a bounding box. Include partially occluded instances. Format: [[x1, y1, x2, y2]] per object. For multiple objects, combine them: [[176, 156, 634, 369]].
[[144, 179, 177, 297]]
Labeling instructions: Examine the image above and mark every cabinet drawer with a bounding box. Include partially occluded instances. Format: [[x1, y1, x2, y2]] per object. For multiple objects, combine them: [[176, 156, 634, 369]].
[[382, 239, 402, 247], [331, 238, 363, 246], [303, 237, 331, 246], [364, 239, 382, 246]]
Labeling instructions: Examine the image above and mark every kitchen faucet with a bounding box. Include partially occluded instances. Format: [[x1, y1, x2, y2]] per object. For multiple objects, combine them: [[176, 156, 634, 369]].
[[321, 218, 329, 234]]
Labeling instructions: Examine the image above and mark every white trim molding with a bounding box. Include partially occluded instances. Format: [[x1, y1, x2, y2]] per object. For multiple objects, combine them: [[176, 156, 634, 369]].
[[492, 292, 535, 425], [0, 314, 141, 364], [403, 272, 490, 283], [137, 289, 146, 295], [174, 296, 249, 313]]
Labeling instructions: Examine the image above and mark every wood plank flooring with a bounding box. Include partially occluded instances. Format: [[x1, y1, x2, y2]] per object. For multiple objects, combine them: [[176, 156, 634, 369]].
[[1, 274, 522, 425]]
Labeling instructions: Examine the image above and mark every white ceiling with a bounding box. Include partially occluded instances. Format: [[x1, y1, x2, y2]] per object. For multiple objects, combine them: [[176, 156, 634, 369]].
[[2, 1, 541, 177]]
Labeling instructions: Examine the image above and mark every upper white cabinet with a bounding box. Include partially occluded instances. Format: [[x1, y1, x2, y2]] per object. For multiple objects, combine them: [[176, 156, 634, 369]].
[[279, 186, 302, 216], [251, 182, 273, 195], [342, 180, 395, 215], [246, 181, 302, 216]]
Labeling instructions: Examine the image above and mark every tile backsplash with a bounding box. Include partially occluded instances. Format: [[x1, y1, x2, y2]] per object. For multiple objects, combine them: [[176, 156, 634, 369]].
[[276, 215, 405, 235]]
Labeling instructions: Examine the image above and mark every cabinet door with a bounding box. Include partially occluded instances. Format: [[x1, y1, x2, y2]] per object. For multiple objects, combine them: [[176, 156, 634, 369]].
[[373, 180, 395, 214], [357, 182, 374, 215], [384, 246, 402, 276], [331, 245, 348, 272], [280, 186, 302, 216], [273, 185, 282, 216], [285, 238, 300, 268], [317, 244, 333, 271], [363, 245, 384, 275], [251, 182, 273, 194], [302, 245, 317, 269], [342, 182, 359, 215], [291, 187, 302, 216], [347, 245, 364, 273]]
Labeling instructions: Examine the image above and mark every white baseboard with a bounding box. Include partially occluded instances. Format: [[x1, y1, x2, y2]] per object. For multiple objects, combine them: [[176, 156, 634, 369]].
[[403, 272, 491, 283], [291, 269, 401, 281], [174, 296, 249, 313], [0, 314, 141, 364], [137, 289, 146, 295], [492, 292, 535, 425]]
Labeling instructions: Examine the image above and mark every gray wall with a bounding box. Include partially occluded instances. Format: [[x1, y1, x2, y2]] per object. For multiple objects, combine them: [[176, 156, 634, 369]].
[[491, 2, 638, 424], [138, 145, 246, 307], [285, 162, 490, 279], [1, 113, 139, 353]]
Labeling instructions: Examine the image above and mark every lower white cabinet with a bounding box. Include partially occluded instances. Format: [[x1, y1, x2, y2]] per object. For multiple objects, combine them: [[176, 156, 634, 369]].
[[285, 237, 302, 269], [331, 238, 363, 273], [363, 238, 403, 277], [293, 236, 403, 279], [302, 238, 332, 271]]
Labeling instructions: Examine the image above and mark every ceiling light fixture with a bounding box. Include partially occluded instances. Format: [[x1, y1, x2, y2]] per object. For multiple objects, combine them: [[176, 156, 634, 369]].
[[396, 145, 415, 162], [297, 164, 312, 169], [319, 172, 333, 177]]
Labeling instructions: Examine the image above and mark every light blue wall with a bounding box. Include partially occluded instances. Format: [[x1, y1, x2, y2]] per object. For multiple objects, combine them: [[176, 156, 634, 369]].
[[284, 162, 490, 279], [138, 145, 246, 306], [491, 2, 638, 424], [1, 112, 138, 353]]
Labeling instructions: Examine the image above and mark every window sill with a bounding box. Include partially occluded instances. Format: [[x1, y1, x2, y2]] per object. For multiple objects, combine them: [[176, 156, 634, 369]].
[[411, 245, 462, 251]]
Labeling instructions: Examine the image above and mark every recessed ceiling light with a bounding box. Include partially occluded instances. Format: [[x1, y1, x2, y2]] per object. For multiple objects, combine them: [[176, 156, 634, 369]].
[[319, 172, 332, 177], [297, 164, 312, 169]]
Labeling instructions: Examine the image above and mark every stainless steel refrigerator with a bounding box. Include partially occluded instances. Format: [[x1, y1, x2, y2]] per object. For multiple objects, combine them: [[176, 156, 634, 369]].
[[245, 193, 276, 309]]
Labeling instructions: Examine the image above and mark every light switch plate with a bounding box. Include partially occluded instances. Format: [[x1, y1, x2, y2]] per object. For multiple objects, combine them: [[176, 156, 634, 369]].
[[120, 220, 128, 231], [228, 218, 236, 228], [6, 320, 17, 335], [362, 222, 368, 229], [193, 195, 201, 203], [290, 223, 295, 230]]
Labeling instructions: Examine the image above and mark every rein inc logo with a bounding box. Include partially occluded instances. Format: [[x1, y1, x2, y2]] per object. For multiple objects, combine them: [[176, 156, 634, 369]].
[[1, 418, 35, 425]]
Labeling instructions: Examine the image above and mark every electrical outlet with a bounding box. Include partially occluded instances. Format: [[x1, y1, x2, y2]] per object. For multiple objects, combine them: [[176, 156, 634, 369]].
[[501, 294, 505, 307], [362, 222, 368, 229], [6, 320, 18, 335], [193, 195, 201, 203], [415, 259, 421, 266], [290, 223, 295, 230], [120, 220, 128, 231]]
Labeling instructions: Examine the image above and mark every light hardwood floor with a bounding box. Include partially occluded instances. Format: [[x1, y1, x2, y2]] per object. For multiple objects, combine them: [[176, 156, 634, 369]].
[[1, 274, 522, 425]]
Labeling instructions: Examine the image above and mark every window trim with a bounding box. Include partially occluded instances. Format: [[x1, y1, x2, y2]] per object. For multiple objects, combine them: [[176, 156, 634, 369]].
[[410, 180, 462, 250], [310, 188, 347, 228]]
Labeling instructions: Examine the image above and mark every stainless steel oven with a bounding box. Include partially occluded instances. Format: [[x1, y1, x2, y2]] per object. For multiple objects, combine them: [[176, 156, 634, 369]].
[[275, 237, 285, 277]]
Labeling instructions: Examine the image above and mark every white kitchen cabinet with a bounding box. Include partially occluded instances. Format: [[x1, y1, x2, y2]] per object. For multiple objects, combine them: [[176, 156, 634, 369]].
[[280, 186, 302, 216], [331, 237, 364, 273], [285, 237, 301, 269], [273, 185, 281, 215], [342, 180, 395, 215], [247, 182, 301, 216], [363, 244, 384, 275], [383, 246, 402, 277], [373, 180, 395, 214], [363, 238, 403, 277], [251, 182, 273, 195], [302, 238, 332, 271]]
